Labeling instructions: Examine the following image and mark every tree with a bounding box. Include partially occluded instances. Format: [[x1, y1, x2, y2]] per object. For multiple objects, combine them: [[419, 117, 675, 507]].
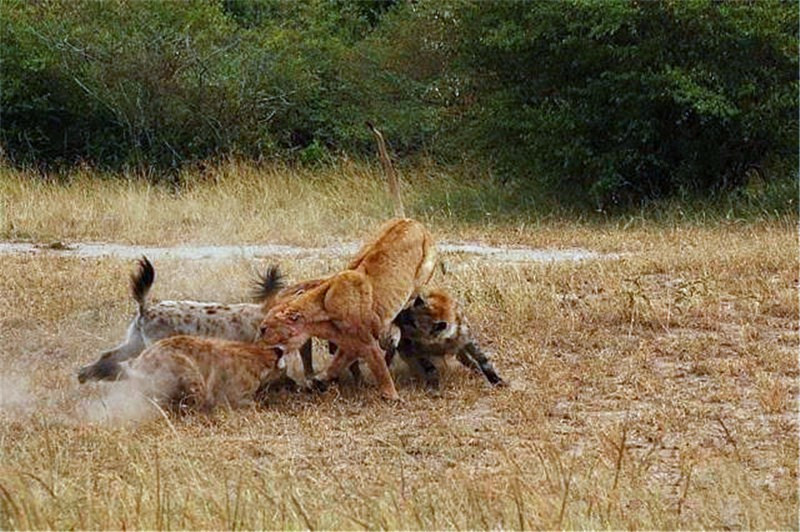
[[450, 0, 798, 206]]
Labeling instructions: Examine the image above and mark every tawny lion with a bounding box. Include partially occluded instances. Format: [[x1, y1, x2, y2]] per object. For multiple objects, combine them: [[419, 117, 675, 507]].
[[257, 124, 438, 400], [259, 218, 437, 400]]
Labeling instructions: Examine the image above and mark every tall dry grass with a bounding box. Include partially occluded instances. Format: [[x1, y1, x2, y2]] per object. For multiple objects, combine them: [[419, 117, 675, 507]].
[[5, 161, 791, 251], [1, 160, 523, 246], [0, 166, 797, 529]]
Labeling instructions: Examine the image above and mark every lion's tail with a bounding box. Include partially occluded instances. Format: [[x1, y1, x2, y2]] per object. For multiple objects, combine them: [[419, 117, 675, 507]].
[[366, 122, 405, 218]]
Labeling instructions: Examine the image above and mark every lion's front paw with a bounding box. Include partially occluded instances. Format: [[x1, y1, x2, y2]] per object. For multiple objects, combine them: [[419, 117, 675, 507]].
[[381, 389, 402, 402]]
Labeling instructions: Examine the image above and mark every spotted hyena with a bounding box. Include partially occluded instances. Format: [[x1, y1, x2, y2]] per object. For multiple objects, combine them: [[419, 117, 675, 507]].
[[393, 289, 505, 388], [78, 257, 497, 393], [77, 257, 288, 383], [112, 335, 285, 413]]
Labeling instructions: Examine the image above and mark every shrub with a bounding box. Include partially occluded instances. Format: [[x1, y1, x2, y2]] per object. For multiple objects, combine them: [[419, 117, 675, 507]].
[[451, 0, 798, 207]]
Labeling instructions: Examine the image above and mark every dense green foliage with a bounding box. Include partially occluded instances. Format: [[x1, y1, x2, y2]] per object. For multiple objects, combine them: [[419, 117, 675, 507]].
[[1, 0, 796, 207], [453, 1, 798, 206]]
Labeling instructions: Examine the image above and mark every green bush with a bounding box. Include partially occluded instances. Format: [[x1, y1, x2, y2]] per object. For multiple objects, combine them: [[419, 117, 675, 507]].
[[0, 0, 408, 168], [0, 0, 796, 211], [2, 1, 258, 166], [450, 0, 798, 207]]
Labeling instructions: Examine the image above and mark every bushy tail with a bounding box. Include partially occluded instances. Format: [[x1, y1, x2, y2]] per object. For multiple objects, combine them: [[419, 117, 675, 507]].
[[130, 256, 155, 315], [251, 264, 286, 303], [366, 122, 405, 218]]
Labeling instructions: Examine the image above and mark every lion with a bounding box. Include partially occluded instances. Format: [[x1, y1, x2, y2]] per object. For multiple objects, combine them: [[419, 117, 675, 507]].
[[258, 217, 437, 400]]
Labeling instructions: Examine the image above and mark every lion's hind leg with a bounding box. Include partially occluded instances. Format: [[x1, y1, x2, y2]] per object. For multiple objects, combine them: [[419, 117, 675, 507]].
[[310, 270, 400, 399]]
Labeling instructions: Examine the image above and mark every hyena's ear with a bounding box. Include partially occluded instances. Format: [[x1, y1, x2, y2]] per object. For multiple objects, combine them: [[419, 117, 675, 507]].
[[413, 295, 425, 307], [432, 321, 448, 333], [394, 308, 415, 327]]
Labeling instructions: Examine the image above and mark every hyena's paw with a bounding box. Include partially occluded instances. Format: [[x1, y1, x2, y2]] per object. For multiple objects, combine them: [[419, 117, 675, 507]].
[[486, 371, 507, 387], [307, 377, 330, 393]]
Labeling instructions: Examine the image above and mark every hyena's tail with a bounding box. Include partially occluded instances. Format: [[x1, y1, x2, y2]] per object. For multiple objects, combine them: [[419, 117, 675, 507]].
[[131, 256, 155, 315], [251, 264, 285, 303]]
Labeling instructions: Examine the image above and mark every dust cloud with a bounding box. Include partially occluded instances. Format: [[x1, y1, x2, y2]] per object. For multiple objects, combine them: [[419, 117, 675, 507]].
[[0, 373, 34, 415], [81, 375, 164, 425]]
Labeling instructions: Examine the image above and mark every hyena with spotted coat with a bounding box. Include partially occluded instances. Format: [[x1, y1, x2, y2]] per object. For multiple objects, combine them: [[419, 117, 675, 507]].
[[77, 257, 287, 383], [118, 336, 284, 413], [393, 289, 505, 388], [78, 257, 497, 393]]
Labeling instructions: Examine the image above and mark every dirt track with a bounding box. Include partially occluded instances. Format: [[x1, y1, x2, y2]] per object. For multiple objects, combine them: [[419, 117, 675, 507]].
[[0, 240, 619, 263]]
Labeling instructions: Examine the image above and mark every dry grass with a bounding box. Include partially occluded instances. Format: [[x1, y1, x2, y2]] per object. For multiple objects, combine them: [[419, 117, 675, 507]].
[[3, 160, 752, 252], [0, 166, 797, 529], [1, 160, 519, 247]]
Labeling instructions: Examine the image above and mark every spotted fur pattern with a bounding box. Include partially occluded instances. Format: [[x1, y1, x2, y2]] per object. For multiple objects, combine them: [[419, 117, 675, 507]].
[[77, 257, 284, 383], [121, 336, 283, 413], [78, 258, 481, 396], [394, 289, 505, 388]]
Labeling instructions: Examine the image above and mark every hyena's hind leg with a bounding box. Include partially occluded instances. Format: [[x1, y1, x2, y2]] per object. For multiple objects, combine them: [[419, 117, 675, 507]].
[[279, 339, 316, 391], [299, 339, 315, 380], [456, 342, 506, 386], [402, 352, 440, 388], [77, 322, 147, 383]]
